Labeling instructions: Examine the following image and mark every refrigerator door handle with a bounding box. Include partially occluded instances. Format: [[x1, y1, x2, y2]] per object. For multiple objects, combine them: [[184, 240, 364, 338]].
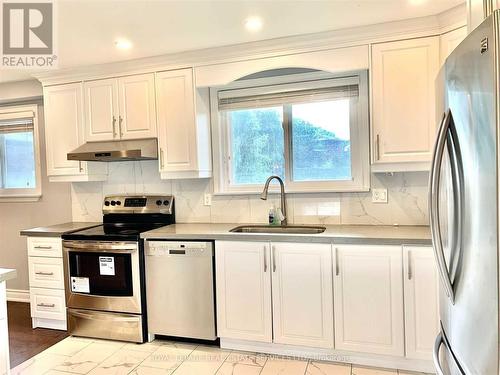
[[429, 109, 455, 303], [445, 115, 464, 285], [433, 332, 445, 375]]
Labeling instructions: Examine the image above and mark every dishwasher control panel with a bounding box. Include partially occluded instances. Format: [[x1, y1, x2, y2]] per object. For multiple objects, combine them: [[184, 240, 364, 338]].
[[146, 241, 212, 257]]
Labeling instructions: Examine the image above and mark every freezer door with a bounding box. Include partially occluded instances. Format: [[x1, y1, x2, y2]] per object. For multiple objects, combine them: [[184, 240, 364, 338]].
[[433, 12, 499, 375], [433, 329, 465, 375]]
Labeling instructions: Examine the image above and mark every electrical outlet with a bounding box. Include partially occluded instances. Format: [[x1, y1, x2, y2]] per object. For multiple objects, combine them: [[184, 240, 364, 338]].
[[372, 188, 388, 203], [204, 193, 212, 206]]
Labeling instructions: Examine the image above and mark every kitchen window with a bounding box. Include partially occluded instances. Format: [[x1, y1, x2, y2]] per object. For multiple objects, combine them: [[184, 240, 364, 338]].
[[211, 71, 370, 194], [0, 104, 41, 201]]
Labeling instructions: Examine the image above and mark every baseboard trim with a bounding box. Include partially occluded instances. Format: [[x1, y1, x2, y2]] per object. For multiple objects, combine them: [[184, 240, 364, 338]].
[[7, 288, 30, 303]]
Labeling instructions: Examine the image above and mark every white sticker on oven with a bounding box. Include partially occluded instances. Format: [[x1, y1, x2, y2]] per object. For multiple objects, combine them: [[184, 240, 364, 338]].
[[99, 256, 115, 276], [71, 277, 90, 293]]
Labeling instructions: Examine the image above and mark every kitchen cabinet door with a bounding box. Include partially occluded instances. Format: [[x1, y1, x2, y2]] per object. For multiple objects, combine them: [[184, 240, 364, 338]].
[[83, 78, 119, 142], [156, 68, 211, 178], [333, 245, 404, 356], [271, 242, 333, 348], [43, 83, 107, 181], [118, 73, 157, 140], [371, 36, 439, 169], [44, 83, 86, 177], [215, 241, 272, 343], [403, 246, 440, 360]]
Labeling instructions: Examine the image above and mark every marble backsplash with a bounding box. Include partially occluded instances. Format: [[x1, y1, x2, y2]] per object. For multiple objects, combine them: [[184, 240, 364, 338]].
[[71, 160, 429, 226]]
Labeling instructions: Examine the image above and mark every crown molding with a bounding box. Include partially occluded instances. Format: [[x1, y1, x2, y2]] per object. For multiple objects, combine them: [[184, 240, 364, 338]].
[[35, 5, 467, 86]]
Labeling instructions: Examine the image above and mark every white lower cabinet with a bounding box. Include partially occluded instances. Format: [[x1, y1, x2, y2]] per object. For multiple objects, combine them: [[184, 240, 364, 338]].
[[215, 241, 272, 342], [27, 236, 67, 330], [333, 245, 404, 356], [216, 240, 439, 370], [271, 242, 333, 348], [216, 241, 333, 348], [403, 246, 440, 360]]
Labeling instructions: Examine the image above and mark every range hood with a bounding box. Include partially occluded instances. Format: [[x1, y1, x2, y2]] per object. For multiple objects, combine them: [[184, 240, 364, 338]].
[[67, 138, 158, 162]]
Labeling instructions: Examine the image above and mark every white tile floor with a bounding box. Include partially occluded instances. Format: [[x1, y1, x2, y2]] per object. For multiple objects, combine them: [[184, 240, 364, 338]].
[[11, 336, 431, 375]]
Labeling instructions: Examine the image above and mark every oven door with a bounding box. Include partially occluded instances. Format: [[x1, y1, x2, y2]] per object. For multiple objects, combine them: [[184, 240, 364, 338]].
[[62, 241, 142, 314]]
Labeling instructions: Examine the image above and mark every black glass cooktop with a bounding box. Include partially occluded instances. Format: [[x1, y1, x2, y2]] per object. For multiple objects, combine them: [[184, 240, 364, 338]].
[[62, 213, 175, 242]]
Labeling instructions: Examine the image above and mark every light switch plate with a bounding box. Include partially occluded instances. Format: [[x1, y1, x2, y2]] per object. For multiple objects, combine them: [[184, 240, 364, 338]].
[[204, 193, 212, 206], [372, 188, 388, 203]]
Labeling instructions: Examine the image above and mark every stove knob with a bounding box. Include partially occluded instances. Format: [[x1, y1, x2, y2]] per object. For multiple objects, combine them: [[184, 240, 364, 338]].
[[104, 201, 110, 206], [156, 200, 162, 206], [163, 200, 169, 206], [116, 201, 121, 206], [111, 200, 116, 206]]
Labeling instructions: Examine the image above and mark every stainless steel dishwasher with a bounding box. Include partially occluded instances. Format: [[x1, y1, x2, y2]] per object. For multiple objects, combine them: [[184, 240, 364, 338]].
[[145, 241, 216, 340]]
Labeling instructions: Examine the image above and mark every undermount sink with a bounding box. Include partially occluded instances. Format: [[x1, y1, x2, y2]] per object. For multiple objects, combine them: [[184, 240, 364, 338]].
[[229, 225, 326, 234]]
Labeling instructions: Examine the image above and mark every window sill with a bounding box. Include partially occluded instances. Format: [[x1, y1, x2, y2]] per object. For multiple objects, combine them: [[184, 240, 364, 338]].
[[0, 195, 41, 203], [213, 187, 370, 196]]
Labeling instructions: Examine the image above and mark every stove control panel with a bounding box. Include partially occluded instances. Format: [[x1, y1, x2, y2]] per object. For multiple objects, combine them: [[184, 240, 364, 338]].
[[103, 195, 174, 214]]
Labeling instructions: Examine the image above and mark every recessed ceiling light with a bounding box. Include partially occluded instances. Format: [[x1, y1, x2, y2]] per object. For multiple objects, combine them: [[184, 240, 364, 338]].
[[244, 16, 263, 32], [115, 38, 132, 50]]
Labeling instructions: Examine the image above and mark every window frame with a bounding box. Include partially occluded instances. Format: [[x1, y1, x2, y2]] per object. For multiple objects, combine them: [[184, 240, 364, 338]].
[[210, 70, 370, 195], [0, 104, 42, 201]]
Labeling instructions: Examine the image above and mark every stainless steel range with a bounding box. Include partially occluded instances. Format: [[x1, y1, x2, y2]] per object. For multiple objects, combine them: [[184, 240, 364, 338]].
[[61, 195, 175, 343]]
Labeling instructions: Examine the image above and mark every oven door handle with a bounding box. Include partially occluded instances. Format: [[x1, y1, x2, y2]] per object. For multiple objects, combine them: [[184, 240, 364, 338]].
[[63, 241, 138, 252]]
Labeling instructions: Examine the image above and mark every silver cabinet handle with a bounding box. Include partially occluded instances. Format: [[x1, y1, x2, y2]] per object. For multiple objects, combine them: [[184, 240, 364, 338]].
[[375, 134, 381, 161], [263, 245, 267, 272], [429, 110, 455, 304], [118, 116, 123, 138], [35, 271, 54, 276], [78, 161, 84, 173], [112, 116, 117, 138], [34, 245, 52, 249], [37, 303, 55, 308], [335, 247, 339, 276], [433, 332, 445, 375], [272, 245, 276, 272], [160, 148, 165, 169], [407, 250, 412, 280]]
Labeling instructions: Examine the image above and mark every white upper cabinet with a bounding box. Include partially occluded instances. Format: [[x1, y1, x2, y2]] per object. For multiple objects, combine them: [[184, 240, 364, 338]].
[[43, 83, 107, 181], [333, 244, 404, 356], [371, 36, 440, 171], [118, 73, 157, 139], [271, 242, 333, 349], [156, 68, 212, 179], [83, 78, 119, 142], [83, 73, 156, 142], [215, 241, 272, 343], [440, 26, 467, 65], [403, 246, 440, 360]]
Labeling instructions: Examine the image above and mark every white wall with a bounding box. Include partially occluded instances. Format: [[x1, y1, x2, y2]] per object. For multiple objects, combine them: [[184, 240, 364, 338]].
[[0, 81, 72, 291], [71, 161, 429, 226]]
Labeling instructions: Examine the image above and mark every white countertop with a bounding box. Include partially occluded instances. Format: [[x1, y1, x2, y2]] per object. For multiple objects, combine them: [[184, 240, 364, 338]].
[[141, 223, 431, 245], [0, 268, 16, 283]]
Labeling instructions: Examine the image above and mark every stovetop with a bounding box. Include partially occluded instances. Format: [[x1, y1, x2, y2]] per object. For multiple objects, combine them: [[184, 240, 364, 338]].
[[62, 195, 175, 242], [62, 222, 170, 242]]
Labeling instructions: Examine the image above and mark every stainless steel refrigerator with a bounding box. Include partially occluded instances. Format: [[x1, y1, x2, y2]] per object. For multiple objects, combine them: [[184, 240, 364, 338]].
[[431, 11, 499, 375]]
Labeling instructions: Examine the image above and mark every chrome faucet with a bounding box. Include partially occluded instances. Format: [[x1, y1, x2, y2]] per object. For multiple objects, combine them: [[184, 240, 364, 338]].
[[260, 175, 287, 226]]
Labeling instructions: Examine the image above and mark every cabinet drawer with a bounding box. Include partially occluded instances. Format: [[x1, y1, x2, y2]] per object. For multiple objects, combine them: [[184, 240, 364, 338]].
[[29, 257, 64, 289], [28, 237, 62, 258], [30, 288, 66, 321]]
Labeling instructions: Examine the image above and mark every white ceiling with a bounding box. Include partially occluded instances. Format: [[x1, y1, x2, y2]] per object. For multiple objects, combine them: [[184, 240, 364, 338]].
[[0, 0, 464, 83]]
